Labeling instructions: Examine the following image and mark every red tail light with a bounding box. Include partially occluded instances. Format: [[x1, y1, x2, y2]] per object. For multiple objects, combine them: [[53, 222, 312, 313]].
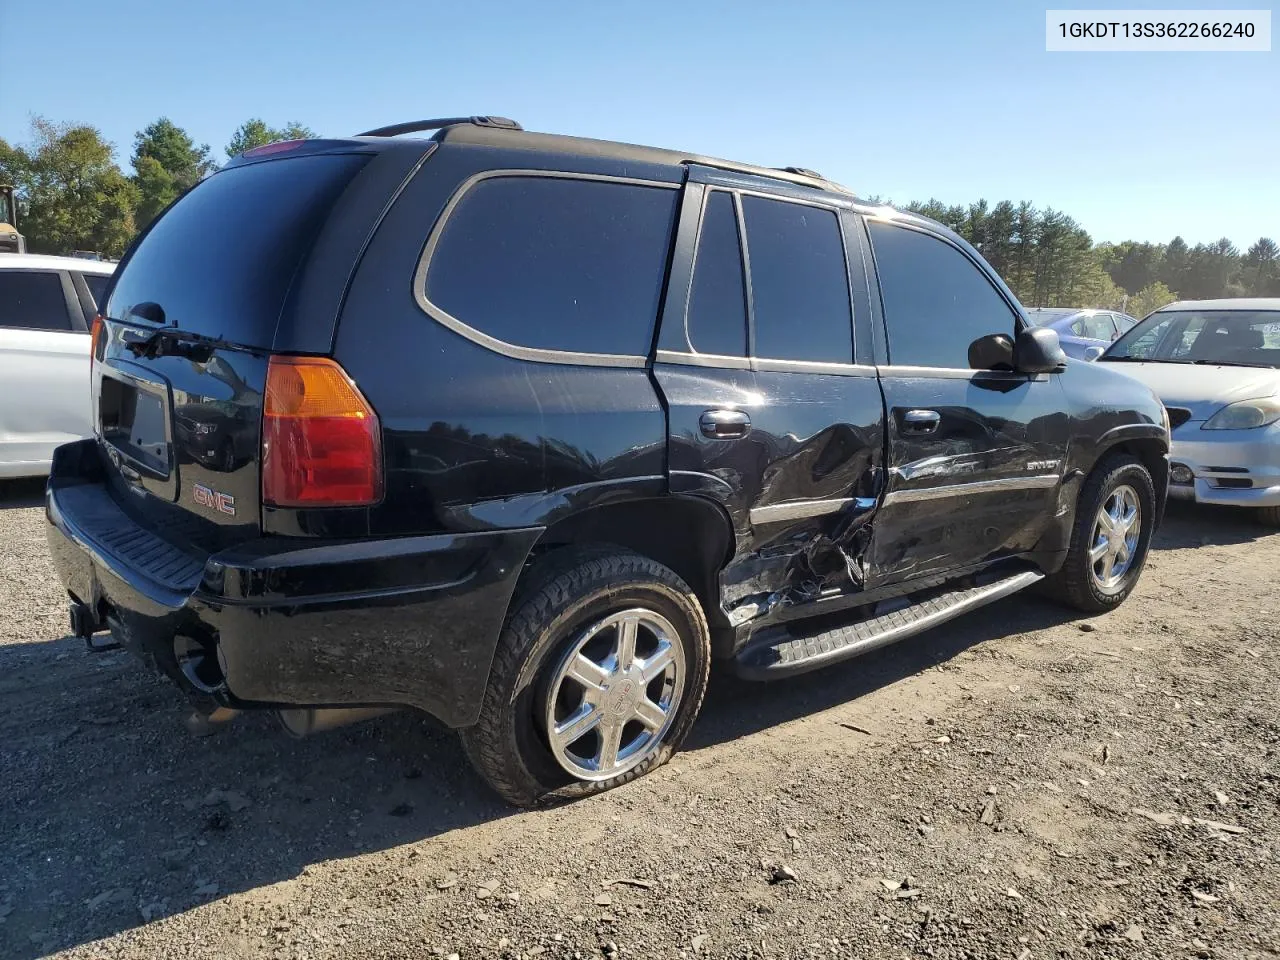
[[261, 356, 382, 507]]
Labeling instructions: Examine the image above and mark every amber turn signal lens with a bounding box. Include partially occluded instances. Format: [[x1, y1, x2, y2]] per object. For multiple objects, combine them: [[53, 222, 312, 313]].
[[261, 356, 382, 508]]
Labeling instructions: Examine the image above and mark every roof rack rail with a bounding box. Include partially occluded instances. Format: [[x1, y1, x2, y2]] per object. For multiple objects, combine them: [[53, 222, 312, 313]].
[[779, 166, 824, 179], [357, 116, 522, 138], [681, 159, 850, 195]]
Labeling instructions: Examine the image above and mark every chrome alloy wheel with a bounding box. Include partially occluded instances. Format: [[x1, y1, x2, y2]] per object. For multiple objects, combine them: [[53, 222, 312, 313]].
[[543, 608, 686, 781], [1089, 484, 1142, 592]]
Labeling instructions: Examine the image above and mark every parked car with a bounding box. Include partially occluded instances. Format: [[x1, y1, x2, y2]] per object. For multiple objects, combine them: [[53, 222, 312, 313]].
[[45, 118, 1169, 805], [1098, 298, 1280, 526], [1023, 307, 1140, 359], [0, 254, 114, 478]]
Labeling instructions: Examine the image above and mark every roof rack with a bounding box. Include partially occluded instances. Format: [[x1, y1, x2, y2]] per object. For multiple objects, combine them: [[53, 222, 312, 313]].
[[780, 166, 824, 179], [681, 159, 851, 195], [357, 116, 522, 138]]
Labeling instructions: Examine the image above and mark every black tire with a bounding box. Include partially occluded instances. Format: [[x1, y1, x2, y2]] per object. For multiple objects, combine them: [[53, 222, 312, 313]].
[[1258, 505, 1280, 528], [1043, 454, 1156, 613], [461, 547, 711, 807]]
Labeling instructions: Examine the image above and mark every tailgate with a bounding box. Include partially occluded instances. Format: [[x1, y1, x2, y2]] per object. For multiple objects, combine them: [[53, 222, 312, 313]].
[[93, 152, 374, 548]]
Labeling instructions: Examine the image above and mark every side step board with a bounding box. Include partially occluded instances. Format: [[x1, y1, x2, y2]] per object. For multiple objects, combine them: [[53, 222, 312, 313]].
[[732, 570, 1044, 680]]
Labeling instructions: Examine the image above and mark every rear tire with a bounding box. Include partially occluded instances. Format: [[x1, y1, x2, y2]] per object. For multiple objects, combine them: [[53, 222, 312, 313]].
[[1043, 454, 1156, 613], [461, 547, 711, 807], [1258, 505, 1280, 528]]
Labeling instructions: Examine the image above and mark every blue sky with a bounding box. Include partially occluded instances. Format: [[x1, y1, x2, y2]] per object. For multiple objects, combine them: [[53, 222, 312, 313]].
[[2, 0, 1276, 245]]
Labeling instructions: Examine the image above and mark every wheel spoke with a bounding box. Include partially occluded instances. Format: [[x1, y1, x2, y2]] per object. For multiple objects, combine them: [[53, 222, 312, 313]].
[[1120, 506, 1139, 534], [552, 702, 601, 749], [596, 721, 623, 772], [638, 641, 676, 683], [565, 654, 609, 693], [615, 616, 639, 670], [1097, 507, 1117, 535], [1100, 550, 1116, 584], [633, 696, 668, 731], [1089, 539, 1110, 563]]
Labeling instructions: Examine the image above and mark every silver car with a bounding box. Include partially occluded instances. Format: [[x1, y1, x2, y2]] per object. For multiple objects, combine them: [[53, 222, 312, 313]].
[[1098, 298, 1280, 526], [1024, 307, 1139, 360]]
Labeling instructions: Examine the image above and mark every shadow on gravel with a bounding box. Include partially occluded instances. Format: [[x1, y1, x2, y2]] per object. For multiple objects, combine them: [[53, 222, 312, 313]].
[[0, 636, 514, 959], [1154, 499, 1274, 548], [689, 591, 1080, 753], [0, 476, 45, 510]]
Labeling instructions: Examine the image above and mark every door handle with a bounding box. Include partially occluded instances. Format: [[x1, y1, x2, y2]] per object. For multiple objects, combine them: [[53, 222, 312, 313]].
[[902, 409, 941, 434], [699, 408, 751, 440]]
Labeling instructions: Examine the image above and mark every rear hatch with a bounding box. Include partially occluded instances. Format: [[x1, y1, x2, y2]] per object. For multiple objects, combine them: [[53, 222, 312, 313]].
[[94, 151, 374, 552]]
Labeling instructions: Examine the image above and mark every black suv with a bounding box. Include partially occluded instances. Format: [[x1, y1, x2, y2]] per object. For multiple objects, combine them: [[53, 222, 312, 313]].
[[46, 117, 1169, 805]]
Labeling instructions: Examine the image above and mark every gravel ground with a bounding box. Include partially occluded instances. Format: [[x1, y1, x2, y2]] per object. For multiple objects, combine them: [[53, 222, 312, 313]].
[[1, 476, 1277, 960]]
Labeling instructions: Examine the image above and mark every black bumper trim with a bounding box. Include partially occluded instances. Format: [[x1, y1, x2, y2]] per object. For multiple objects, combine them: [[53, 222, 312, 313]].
[[46, 472, 542, 727]]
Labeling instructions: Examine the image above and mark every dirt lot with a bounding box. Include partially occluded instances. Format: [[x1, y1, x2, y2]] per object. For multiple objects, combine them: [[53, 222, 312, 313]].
[[1, 477, 1277, 960]]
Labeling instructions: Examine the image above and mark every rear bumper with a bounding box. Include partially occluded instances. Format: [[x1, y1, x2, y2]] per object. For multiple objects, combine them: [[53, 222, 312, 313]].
[[1167, 422, 1280, 508], [45, 439, 540, 727]]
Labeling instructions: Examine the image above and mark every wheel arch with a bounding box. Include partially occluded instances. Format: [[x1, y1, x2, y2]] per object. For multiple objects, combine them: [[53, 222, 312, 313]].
[[1093, 425, 1170, 528], [515, 495, 736, 636]]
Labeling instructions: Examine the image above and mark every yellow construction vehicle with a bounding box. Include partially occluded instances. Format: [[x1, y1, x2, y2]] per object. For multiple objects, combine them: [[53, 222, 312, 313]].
[[1, 185, 26, 253]]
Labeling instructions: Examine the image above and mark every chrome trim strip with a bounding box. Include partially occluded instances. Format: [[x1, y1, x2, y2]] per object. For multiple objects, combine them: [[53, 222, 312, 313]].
[[754, 357, 876, 376], [654, 350, 875, 376], [655, 349, 752, 370], [883, 474, 1060, 505], [750, 497, 857, 524], [414, 169, 679, 369]]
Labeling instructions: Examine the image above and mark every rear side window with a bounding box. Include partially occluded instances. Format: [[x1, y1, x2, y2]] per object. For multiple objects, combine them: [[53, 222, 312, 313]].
[[82, 273, 110, 308], [869, 221, 1018, 368], [425, 176, 678, 358], [107, 154, 370, 348], [741, 196, 852, 363], [686, 191, 747, 357], [0, 270, 73, 331]]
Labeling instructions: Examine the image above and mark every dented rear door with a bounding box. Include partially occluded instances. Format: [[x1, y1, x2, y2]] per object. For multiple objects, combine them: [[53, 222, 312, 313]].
[[652, 171, 886, 627]]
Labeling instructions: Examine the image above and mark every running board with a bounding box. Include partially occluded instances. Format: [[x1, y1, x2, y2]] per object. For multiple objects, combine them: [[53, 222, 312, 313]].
[[732, 570, 1044, 680]]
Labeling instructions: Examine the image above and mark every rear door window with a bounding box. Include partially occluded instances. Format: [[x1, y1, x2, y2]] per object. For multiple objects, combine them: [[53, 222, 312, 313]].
[[869, 221, 1018, 368], [686, 191, 748, 357], [424, 176, 679, 358], [741, 195, 852, 363], [82, 273, 110, 309], [0, 270, 73, 331], [1075, 314, 1115, 340], [107, 154, 371, 348]]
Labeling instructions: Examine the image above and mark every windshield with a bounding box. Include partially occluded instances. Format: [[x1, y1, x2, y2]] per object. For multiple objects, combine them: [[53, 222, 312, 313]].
[[0, 191, 13, 225], [1103, 310, 1280, 368]]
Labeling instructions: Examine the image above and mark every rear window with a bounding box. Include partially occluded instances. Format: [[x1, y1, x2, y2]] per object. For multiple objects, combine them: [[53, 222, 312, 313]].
[[424, 176, 678, 358], [106, 154, 370, 347]]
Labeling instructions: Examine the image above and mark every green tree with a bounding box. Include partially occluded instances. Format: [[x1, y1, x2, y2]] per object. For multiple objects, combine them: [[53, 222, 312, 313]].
[[130, 118, 215, 229], [0, 118, 137, 257], [1243, 237, 1280, 296], [225, 119, 319, 159], [1128, 281, 1178, 319]]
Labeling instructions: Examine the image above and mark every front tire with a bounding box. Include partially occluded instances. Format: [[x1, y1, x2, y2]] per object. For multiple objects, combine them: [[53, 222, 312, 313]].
[[462, 548, 711, 807], [1044, 454, 1156, 613]]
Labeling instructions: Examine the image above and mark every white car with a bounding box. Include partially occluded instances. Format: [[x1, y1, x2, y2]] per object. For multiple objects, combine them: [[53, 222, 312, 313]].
[[0, 254, 115, 478]]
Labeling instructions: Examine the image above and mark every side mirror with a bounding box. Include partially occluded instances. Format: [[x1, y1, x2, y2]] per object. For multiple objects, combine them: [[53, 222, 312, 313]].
[[1083, 345, 1105, 362], [968, 333, 1015, 371], [1014, 326, 1067, 373]]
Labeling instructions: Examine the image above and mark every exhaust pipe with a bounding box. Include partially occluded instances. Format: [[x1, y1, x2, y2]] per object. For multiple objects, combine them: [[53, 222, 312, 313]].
[[276, 707, 396, 738]]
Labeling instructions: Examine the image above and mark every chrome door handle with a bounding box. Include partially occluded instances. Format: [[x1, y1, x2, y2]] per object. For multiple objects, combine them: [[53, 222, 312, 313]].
[[699, 408, 751, 440], [902, 409, 941, 434]]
